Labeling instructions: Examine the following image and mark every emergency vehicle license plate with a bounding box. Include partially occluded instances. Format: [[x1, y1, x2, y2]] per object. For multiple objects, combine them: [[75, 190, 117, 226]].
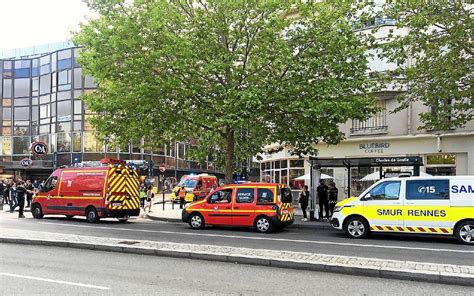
[[112, 202, 122, 207]]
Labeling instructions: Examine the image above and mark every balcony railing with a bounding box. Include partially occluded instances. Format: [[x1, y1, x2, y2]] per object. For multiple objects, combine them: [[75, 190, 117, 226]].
[[350, 125, 388, 135]]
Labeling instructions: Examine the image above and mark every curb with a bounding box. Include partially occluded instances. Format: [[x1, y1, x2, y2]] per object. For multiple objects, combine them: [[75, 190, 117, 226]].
[[145, 213, 333, 230], [1, 237, 472, 287]]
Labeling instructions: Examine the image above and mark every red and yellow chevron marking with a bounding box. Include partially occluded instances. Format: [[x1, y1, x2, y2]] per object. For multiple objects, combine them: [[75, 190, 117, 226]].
[[107, 165, 140, 210], [370, 225, 453, 234], [279, 203, 294, 222]]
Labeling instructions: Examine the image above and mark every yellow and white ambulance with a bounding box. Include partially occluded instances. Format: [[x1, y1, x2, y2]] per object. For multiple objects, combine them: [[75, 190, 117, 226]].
[[330, 176, 474, 244]]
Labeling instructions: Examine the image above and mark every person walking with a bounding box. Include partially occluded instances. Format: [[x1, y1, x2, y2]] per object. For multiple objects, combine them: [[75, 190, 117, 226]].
[[9, 182, 18, 213], [144, 185, 153, 213], [3, 180, 11, 208], [139, 188, 147, 209], [15, 181, 27, 218], [25, 180, 34, 208], [317, 179, 329, 221], [328, 181, 339, 217], [299, 185, 310, 222], [0, 180, 5, 204], [178, 186, 186, 209]]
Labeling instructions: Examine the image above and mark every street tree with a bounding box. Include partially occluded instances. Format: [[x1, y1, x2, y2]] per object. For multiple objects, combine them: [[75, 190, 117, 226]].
[[73, 0, 378, 182], [381, 1, 473, 130]]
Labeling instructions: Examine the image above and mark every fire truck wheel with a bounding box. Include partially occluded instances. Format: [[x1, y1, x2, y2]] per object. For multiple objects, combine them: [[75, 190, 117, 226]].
[[118, 218, 129, 223], [86, 207, 100, 223], [188, 213, 205, 229], [255, 216, 273, 233], [31, 204, 43, 219], [66, 215, 74, 219]]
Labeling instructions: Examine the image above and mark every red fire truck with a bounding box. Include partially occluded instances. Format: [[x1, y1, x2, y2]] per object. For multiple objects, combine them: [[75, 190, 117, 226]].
[[31, 158, 140, 223]]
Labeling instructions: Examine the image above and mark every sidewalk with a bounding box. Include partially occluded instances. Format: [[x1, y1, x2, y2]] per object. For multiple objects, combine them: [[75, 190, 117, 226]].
[[146, 201, 332, 229], [1, 228, 472, 286]]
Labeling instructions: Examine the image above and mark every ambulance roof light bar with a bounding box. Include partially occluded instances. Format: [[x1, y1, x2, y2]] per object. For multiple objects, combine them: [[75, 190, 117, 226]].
[[100, 158, 127, 166]]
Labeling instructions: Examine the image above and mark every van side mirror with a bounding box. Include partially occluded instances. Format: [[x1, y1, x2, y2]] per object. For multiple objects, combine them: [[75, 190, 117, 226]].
[[361, 193, 372, 201]]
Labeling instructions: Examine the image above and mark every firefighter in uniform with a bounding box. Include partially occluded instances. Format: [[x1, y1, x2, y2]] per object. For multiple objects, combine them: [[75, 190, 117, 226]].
[[178, 186, 186, 209]]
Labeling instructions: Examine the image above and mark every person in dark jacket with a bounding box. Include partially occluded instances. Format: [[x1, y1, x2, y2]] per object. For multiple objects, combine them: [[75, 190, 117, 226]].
[[328, 181, 339, 217], [25, 180, 34, 208], [9, 182, 17, 213], [317, 179, 329, 221], [15, 181, 28, 218], [299, 185, 310, 221]]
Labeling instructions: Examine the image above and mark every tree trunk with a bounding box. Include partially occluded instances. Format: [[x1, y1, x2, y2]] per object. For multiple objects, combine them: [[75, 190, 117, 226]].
[[224, 128, 234, 184]]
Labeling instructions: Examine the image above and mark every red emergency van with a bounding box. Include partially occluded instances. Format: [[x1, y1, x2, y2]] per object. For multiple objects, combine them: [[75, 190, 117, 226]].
[[171, 174, 218, 202], [31, 159, 140, 222], [182, 183, 294, 233]]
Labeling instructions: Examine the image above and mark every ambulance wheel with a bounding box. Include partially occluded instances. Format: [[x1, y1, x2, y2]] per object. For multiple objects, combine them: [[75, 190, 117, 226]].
[[344, 216, 369, 239], [65, 215, 74, 219], [31, 204, 43, 219], [455, 220, 474, 245], [86, 207, 100, 223], [255, 216, 273, 233], [188, 213, 205, 229]]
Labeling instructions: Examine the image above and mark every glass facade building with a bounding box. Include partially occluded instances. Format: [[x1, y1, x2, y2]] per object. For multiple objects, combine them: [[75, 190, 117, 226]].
[[0, 44, 222, 180]]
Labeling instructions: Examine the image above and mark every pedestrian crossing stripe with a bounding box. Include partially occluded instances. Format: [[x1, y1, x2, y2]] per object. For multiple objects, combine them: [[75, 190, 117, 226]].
[[106, 165, 140, 210], [370, 225, 453, 234]]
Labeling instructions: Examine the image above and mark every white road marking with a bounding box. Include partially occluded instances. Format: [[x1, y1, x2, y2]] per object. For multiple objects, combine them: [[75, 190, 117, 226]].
[[37, 221, 474, 254], [0, 272, 110, 290]]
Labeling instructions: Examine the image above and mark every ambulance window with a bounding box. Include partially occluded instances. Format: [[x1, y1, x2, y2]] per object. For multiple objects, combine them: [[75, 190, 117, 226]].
[[366, 181, 400, 200], [236, 188, 254, 203], [406, 180, 450, 200], [257, 188, 274, 203]]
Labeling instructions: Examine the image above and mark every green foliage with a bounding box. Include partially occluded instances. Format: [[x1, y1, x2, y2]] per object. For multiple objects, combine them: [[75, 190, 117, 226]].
[[381, 1, 473, 130], [73, 0, 377, 181]]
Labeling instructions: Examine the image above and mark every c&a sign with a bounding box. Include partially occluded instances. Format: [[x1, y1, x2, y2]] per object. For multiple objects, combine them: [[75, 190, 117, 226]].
[[31, 141, 48, 157]]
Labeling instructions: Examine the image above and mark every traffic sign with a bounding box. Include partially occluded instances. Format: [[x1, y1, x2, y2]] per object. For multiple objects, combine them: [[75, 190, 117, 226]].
[[31, 141, 48, 157], [159, 163, 166, 173], [20, 158, 33, 168]]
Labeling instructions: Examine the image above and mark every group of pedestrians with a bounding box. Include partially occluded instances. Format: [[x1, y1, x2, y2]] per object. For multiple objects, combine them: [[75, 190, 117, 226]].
[[0, 178, 40, 218], [299, 180, 338, 222]]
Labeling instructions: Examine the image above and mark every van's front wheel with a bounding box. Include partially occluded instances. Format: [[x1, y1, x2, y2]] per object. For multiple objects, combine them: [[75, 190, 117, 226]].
[[31, 204, 43, 219], [345, 217, 369, 239], [86, 207, 100, 223], [455, 221, 474, 245]]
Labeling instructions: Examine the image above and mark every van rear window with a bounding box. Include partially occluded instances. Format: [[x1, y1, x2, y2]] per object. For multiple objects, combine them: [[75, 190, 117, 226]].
[[406, 180, 450, 200], [281, 187, 292, 203]]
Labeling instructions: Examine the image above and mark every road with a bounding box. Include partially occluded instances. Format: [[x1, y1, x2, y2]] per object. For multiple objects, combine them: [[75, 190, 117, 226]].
[[0, 212, 472, 267], [0, 243, 471, 296]]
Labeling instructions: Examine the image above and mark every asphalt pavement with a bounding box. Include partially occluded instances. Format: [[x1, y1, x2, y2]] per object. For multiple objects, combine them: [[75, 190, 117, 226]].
[[0, 211, 472, 267], [1, 243, 472, 296]]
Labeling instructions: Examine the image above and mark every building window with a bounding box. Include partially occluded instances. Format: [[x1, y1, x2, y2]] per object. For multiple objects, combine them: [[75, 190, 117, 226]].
[[426, 154, 456, 176], [351, 101, 387, 135]]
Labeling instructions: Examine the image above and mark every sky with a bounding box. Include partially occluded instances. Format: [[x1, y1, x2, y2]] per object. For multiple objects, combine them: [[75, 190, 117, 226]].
[[0, 0, 94, 50]]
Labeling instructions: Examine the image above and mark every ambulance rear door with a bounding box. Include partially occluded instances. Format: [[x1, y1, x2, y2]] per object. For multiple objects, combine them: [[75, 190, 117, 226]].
[[450, 178, 474, 207]]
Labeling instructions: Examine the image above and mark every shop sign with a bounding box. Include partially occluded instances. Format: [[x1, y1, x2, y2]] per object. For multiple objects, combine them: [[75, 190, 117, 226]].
[[31, 141, 48, 157], [20, 158, 33, 168], [359, 142, 390, 154]]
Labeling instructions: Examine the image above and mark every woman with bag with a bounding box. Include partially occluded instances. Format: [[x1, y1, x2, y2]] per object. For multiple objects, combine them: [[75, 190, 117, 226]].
[[299, 185, 309, 222]]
